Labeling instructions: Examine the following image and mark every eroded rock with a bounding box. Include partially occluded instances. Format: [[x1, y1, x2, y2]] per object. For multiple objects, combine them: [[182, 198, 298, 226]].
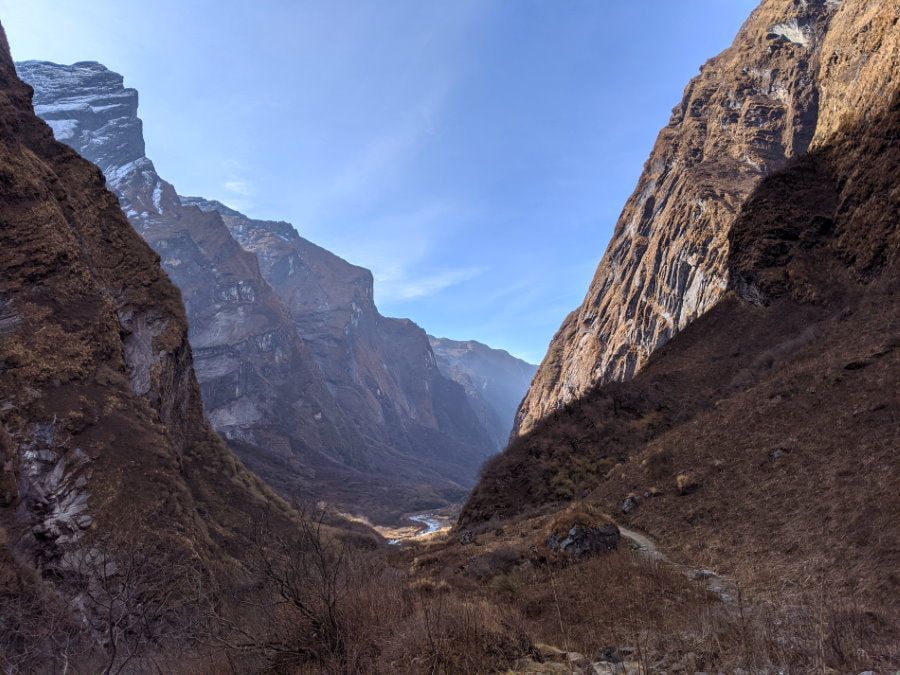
[[515, 0, 840, 436]]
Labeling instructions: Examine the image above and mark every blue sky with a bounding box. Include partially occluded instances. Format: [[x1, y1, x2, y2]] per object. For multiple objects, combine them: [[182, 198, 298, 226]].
[[2, 0, 758, 363]]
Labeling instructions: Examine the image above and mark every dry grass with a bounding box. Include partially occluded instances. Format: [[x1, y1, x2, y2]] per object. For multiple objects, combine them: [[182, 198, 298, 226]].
[[409, 510, 900, 672], [4, 501, 895, 673]]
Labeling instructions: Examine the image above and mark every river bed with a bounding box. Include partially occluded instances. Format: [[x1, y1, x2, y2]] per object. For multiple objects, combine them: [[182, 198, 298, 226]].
[[386, 512, 451, 545]]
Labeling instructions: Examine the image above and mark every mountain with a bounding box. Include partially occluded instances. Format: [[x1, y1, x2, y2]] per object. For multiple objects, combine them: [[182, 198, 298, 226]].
[[0, 24, 296, 667], [17, 61, 497, 523], [428, 337, 537, 450], [180, 197, 497, 493], [463, 0, 898, 606], [14, 59, 380, 505], [514, 0, 842, 436]]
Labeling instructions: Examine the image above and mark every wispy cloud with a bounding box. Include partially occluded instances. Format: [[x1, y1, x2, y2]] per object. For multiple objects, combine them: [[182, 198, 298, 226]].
[[312, 82, 449, 213], [330, 201, 484, 305], [375, 265, 487, 303]]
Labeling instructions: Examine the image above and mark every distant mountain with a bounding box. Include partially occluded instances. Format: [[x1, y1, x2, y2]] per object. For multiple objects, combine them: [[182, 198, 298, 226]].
[[18, 60, 496, 523], [181, 196, 497, 507], [428, 337, 536, 450]]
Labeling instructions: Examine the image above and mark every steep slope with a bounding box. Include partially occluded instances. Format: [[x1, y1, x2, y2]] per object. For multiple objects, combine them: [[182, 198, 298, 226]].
[[515, 0, 843, 435], [18, 60, 498, 522], [463, 0, 898, 606], [181, 197, 497, 494], [428, 337, 537, 450], [14, 60, 387, 499], [0, 24, 293, 666]]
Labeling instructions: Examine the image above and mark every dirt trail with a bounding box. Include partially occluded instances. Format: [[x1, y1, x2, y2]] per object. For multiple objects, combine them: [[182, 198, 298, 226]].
[[618, 525, 736, 602]]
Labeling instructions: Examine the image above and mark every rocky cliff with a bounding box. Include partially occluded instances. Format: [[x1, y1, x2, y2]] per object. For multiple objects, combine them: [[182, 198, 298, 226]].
[[515, 0, 848, 435], [181, 197, 497, 498], [15, 59, 387, 496], [0, 24, 293, 666], [18, 60, 498, 522], [463, 0, 898, 606], [428, 337, 537, 450]]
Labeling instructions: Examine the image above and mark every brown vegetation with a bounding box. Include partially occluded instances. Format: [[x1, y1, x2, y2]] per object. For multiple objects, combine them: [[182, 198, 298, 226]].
[[461, 98, 900, 610], [3, 502, 897, 673]]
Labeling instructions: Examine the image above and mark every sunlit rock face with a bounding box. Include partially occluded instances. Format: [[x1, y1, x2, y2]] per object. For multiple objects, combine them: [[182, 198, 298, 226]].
[[461, 0, 898, 610], [19, 60, 498, 521], [428, 337, 537, 451], [514, 0, 842, 435]]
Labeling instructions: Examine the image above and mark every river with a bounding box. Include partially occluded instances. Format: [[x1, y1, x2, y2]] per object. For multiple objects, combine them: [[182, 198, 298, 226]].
[[387, 513, 448, 545]]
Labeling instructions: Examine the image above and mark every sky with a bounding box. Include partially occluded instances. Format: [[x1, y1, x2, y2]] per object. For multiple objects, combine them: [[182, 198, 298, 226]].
[[1, 0, 758, 363]]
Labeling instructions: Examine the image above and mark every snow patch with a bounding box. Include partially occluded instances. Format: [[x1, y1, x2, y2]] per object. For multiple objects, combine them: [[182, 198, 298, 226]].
[[768, 20, 809, 46], [152, 181, 164, 211], [45, 118, 79, 141]]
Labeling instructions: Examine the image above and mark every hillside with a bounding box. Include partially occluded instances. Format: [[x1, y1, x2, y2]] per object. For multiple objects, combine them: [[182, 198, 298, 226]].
[[463, 0, 899, 607], [0, 25, 297, 670]]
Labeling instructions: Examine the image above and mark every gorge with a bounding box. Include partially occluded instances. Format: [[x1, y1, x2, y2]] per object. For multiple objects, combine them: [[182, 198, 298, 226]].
[[17, 58, 537, 524], [1, 0, 897, 671]]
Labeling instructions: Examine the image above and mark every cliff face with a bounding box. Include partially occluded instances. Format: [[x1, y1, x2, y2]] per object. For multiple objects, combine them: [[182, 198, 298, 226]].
[[0, 26, 280, 593], [18, 60, 498, 522], [15, 60, 380, 488], [515, 0, 843, 435], [428, 337, 537, 450], [182, 197, 497, 492], [463, 0, 898, 604]]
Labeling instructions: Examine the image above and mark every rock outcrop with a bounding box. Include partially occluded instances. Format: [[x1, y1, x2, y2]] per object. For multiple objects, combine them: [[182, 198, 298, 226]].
[[428, 337, 537, 450], [515, 0, 847, 435], [545, 506, 620, 558], [15, 59, 384, 495], [18, 60, 498, 522]]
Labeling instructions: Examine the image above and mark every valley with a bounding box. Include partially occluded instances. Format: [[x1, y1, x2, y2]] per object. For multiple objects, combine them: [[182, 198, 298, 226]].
[[0, 0, 897, 672], [16, 58, 538, 526]]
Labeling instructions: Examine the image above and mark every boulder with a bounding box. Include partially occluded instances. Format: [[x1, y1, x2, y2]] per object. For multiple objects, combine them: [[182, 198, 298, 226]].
[[621, 495, 639, 514], [676, 473, 699, 495], [548, 523, 620, 557], [545, 505, 620, 557]]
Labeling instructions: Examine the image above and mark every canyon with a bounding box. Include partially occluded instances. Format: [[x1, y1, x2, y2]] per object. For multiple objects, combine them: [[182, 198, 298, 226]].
[[0, 0, 897, 670], [17, 60, 536, 523]]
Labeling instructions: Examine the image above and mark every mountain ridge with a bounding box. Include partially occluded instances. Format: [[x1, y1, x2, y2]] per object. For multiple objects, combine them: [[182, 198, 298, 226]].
[[428, 336, 537, 450], [514, 0, 841, 436]]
